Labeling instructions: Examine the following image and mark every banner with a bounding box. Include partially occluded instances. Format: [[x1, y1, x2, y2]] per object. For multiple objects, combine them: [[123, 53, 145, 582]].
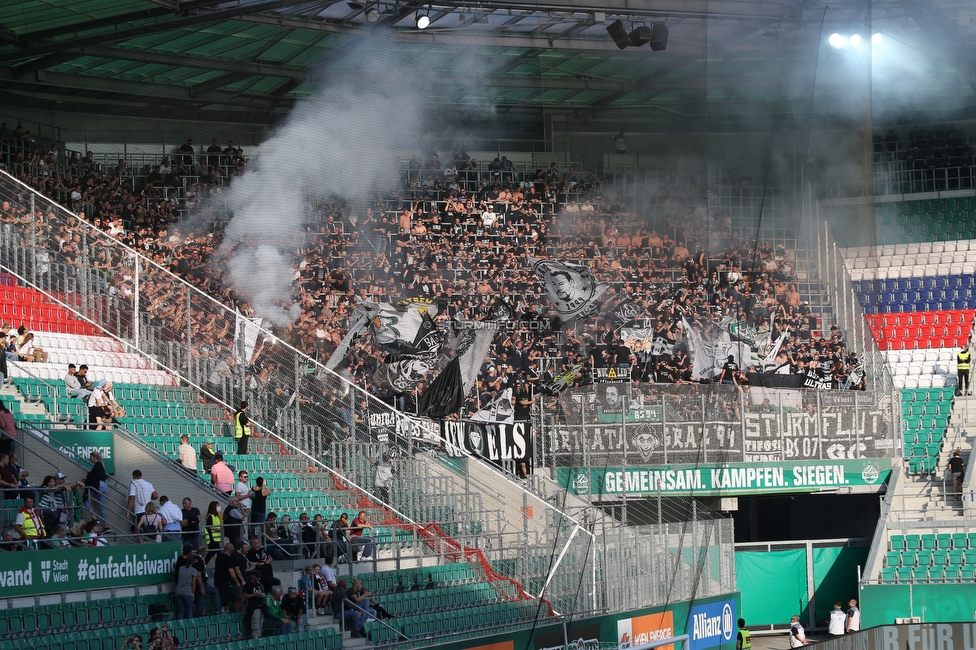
[[688, 599, 736, 650], [42, 429, 116, 473], [558, 458, 891, 497], [451, 319, 497, 396], [441, 420, 531, 461], [529, 256, 608, 323], [0, 542, 180, 597], [617, 611, 674, 650], [546, 385, 895, 466]]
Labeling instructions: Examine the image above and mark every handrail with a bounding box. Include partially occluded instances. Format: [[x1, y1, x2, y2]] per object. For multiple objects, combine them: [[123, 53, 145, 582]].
[[341, 597, 410, 641], [7, 358, 59, 418]]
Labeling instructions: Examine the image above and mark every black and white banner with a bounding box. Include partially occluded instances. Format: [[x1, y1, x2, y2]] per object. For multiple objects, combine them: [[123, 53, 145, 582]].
[[441, 420, 532, 476], [529, 256, 608, 323]]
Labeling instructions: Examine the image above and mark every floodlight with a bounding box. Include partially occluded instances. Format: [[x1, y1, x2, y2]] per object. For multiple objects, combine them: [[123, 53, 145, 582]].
[[365, 6, 381, 22], [416, 12, 430, 28], [828, 33, 846, 48], [872, 33, 882, 44], [849, 33, 861, 47]]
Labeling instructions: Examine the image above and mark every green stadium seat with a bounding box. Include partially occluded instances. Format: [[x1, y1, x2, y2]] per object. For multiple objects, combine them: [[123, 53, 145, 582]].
[[944, 566, 961, 582], [907, 535, 922, 550], [911, 567, 929, 582], [961, 566, 976, 581], [952, 533, 968, 549], [933, 550, 948, 565], [921, 534, 937, 550], [900, 551, 916, 566], [891, 534, 906, 550], [937, 534, 952, 549]]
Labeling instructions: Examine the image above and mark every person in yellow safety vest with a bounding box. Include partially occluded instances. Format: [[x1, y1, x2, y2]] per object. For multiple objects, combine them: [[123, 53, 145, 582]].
[[736, 618, 751, 650], [957, 348, 971, 397], [204, 500, 223, 563], [14, 495, 46, 548], [234, 401, 252, 455]]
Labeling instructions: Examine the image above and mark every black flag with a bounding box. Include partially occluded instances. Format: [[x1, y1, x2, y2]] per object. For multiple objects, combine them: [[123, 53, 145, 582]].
[[418, 357, 465, 418]]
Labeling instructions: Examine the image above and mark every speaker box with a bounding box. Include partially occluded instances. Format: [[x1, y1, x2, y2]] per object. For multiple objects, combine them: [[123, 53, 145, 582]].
[[606, 20, 630, 49], [628, 26, 651, 47], [650, 23, 669, 51]]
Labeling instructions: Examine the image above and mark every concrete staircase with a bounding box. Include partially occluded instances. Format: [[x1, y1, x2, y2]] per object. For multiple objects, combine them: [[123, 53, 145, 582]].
[[895, 393, 974, 521]]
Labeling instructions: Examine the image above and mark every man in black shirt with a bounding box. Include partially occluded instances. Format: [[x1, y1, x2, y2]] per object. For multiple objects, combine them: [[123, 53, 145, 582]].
[[246, 535, 281, 592], [192, 545, 223, 616], [331, 578, 367, 637], [242, 571, 265, 640], [719, 355, 739, 385], [181, 497, 201, 547], [948, 450, 966, 496], [213, 542, 243, 613]]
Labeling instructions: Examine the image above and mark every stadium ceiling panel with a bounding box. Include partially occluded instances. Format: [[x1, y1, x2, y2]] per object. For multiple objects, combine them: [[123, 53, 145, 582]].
[[0, 0, 975, 127]]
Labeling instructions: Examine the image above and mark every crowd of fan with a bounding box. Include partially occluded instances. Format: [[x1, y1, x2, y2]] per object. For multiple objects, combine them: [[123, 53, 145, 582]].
[[875, 125, 973, 188], [0, 133, 868, 426]]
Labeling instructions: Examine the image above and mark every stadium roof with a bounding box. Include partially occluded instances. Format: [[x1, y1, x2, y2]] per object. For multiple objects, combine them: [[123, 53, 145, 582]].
[[1, 0, 974, 129]]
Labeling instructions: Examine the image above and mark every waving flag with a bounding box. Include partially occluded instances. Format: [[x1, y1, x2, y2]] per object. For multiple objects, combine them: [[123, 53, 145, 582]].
[[528, 256, 608, 323]]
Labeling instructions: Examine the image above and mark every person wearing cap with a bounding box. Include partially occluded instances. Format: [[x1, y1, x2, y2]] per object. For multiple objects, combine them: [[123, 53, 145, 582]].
[[234, 401, 252, 455], [210, 453, 234, 494], [199, 440, 216, 474], [282, 584, 307, 632]]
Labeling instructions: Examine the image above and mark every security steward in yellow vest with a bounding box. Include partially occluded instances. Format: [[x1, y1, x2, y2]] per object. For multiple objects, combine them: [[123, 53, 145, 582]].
[[15, 496, 45, 547], [958, 348, 971, 397], [205, 508, 223, 560], [234, 401, 252, 455], [736, 618, 751, 650]]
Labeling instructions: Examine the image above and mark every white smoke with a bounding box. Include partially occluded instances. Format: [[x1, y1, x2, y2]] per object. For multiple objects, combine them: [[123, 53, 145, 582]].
[[217, 36, 446, 324]]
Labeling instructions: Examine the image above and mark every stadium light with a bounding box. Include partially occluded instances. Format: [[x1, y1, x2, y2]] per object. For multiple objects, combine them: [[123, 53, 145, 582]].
[[849, 33, 862, 47], [365, 5, 381, 22], [828, 33, 846, 48], [416, 11, 430, 29], [872, 33, 883, 44]]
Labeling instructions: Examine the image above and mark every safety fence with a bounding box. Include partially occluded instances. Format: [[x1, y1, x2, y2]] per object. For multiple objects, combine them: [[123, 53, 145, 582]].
[[0, 168, 736, 620], [534, 382, 900, 479]]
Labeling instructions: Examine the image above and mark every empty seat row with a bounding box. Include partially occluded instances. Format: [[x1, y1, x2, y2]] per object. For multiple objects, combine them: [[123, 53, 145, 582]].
[[881, 565, 976, 583], [885, 549, 973, 567], [360, 562, 481, 595], [852, 264, 976, 282], [891, 532, 976, 550]]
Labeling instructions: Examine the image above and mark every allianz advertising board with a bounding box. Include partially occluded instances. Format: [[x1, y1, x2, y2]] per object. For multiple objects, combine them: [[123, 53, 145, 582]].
[[689, 599, 737, 650]]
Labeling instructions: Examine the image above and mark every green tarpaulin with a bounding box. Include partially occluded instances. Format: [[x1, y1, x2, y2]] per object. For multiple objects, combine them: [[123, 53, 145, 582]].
[[812, 546, 869, 622], [736, 550, 807, 626]]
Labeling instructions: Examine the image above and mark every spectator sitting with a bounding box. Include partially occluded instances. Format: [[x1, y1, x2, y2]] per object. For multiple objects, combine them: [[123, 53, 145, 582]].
[[263, 585, 295, 635], [64, 363, 93, 399], [281, 585, 306, 632], [16, 332, 47, 363], [331, 577, 371, 637]]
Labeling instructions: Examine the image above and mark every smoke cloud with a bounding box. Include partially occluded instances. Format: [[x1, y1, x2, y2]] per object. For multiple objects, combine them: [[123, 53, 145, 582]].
[[217, 35, 490, 325]]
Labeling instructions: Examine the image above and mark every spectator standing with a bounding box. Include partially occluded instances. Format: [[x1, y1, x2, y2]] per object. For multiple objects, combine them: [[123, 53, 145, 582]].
[[199, 441, 216, 474], [177, 435, 197, 475], [373, 454, 395, 503], [235, 471, 251, 523], [0, 403, 14, 455], [174, 545, 201, 619], [181, 497, 201, 546], [846, 599, 860, 633], [0, 452, 19, 498], [234, 401, 252, 455], [246, 535, 281, 592], [138, 501, 163, 543], [84, 451, 110, 525], [213, 542, 244, 613], [158, 496, 184, 542], [957, 347, 971, 396], [210, 453, 234, 494], [192, 545, 223, 616], [948, 450, 966, 496], [204, 501, 223, 562], [789, 615, 809, 647], [224, 497, 245, 545], [87, 380, 110, 430], [242, 572, 265, 640], [249, 476, 270, 539], [14, 495, 44, 547], [828, 602, 846, 636], [127, 469, 158, 532]]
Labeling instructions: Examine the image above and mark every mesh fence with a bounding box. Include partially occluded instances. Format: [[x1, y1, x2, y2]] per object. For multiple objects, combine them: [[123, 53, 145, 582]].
[[535, 382, 900, 472], [0, 168, 736, 618]]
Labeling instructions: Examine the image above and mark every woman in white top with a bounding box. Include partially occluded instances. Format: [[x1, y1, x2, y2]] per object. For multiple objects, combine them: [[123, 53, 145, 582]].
[[87, 380, 109, 430], [17, 333, 48, 363]]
